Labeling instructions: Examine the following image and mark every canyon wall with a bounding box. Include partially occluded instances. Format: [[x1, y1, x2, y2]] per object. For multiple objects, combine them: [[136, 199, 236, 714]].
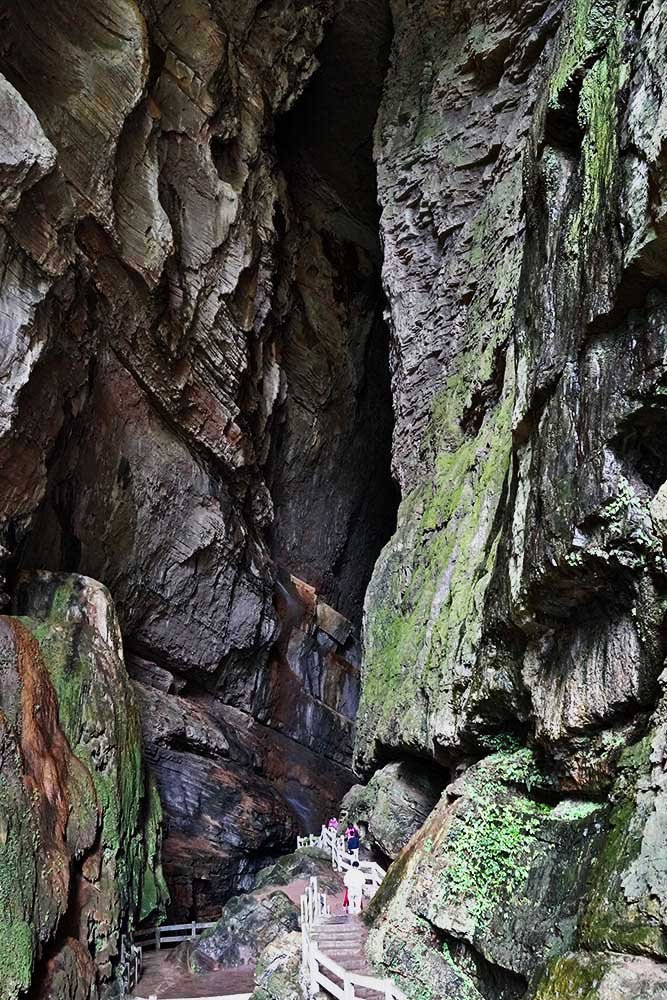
[[0, 572, 166, 1000], [0, 0, 395, 923], [357, 0, 667, 998], [3, 0, 667, 998]]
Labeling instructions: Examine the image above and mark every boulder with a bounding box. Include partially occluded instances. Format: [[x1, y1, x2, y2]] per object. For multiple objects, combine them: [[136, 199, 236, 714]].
[[188, 892, 299, 971], [0, 572, 166, 1000], [251, 848, 340, 896], [342, 760, 442, 859], [250, 932, 305, 1000]]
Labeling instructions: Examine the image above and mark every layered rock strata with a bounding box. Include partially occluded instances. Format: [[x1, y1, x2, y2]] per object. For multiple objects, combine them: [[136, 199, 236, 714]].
[[0, 0, 395, 916]]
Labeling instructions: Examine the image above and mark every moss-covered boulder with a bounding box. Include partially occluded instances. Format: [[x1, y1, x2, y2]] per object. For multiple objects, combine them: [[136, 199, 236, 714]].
[[529, 951, 667, 999], [341, 760, 442, 859], [187, 890, 300, 971], [580, 728, 667, 957], [251, 847, 340, 895], [0, 571, 167, 1000], [250, 931, 305, 1000], [366, 749, 605, 998]]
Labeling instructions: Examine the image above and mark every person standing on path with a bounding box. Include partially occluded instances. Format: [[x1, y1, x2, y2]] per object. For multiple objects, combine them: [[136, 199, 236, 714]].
[[343, 862, 365, 915]]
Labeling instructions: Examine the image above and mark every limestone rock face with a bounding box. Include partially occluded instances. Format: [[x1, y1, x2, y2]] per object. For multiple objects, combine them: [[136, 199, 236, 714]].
[[132, 682, 352, 918], [0, 0, 395, 916], [0, 572, 166, 1000], [530, 952, 667, 1000], [250, 931, 305, 1000], [191, 891, 299, 971], [341, 760, 442, 859], [356, 5, 667, 995], [365, 749, 606, 999], [358, 0, 667, 794]]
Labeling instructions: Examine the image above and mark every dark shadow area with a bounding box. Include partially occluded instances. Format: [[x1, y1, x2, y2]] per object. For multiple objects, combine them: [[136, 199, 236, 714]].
[[267, 0, 398, 626]]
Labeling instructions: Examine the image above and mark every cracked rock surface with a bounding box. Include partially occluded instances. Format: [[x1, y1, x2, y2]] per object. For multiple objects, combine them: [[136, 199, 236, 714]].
[[0, 0, 395, 929]]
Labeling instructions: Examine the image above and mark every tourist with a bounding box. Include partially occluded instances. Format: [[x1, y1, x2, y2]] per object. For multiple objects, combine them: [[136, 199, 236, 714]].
[[344, 861, 365, 914], [328, 816, 339, 831], [346, 824, 360, 862]]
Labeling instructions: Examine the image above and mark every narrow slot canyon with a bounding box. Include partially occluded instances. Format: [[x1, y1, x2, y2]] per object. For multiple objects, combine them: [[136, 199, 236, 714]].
[[4, 1, 667, 1000]]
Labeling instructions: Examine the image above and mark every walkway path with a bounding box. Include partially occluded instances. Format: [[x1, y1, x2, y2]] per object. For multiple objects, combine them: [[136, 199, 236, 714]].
[[132, 873, 338, 999], [135, 954, 254, 999], [297, 827, 406, 1000], [311, 915, 387, 999]]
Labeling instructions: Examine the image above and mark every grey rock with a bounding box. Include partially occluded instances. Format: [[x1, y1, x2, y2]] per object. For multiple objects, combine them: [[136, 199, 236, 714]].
[[529, 952, 667, 1000], [190, 891, 299, 970], [342, 760, 442, 859], [250, 931, 305, 1000]]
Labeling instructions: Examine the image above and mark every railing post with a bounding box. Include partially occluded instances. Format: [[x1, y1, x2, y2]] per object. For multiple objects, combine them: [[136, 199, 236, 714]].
[[192, 920, 196, 939], [309, 944, 318, 996], [155, 925, 160, 951], [343, 972, 354, 999]]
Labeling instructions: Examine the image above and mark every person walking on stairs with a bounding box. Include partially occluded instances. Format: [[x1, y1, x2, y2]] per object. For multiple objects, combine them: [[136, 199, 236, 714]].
[[346, 823, 360, 862], [344, 861, 365, 915]]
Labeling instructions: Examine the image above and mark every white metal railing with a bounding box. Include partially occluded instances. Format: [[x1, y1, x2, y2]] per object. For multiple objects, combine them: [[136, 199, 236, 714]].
[[299, 826, 386, 897], [120, 934, 142, 993], [297, 831, 404, 1000], [134, 919, 217, 951], [299, 876, 405, 1000], [129, 920, 253, 1000]]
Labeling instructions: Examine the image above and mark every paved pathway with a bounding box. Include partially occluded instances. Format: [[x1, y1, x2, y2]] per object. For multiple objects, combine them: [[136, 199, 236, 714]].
[[135, 953, 255, 998]]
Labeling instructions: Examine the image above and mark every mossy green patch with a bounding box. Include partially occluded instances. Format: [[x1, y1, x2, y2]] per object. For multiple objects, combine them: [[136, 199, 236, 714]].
[[580, 734, 667, 956], [360, 389, 514, 756], [437, 773, 551, 929], [531, 953, 609, 1000], [548, 0, 617, 108], [0, 743, 38, 1000]]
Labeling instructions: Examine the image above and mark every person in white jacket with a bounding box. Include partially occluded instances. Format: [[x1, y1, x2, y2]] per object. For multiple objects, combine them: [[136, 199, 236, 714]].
[[343, 862, 365, 914]]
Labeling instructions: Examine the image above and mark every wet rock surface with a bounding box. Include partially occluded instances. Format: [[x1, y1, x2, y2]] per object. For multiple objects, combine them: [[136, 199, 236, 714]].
[[132, 680, 352, 918], [0, 572, 166, 1000], [4, 1, 667, 998], [0, 0, 396, 921], [354, 0, 667, 992], [250, 931, 304, 1000]]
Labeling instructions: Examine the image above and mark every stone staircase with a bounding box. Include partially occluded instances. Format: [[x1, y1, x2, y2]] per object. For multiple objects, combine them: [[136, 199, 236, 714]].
[[311, 915, 386, 999]]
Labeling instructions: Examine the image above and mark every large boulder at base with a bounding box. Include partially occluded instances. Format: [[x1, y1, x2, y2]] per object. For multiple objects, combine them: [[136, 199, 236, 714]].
[[342, 760, 442, 859], [366, 748, 605, 999], [250, 931, 305, 1000], [529, 952, 667, 999], [0, 572, 167, 1000], [187, 891, 299, 972]]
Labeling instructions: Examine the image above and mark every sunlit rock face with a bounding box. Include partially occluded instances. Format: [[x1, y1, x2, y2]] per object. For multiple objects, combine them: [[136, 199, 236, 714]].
[[0, 0, 396, 919], [0, 572, 166, 1000]]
